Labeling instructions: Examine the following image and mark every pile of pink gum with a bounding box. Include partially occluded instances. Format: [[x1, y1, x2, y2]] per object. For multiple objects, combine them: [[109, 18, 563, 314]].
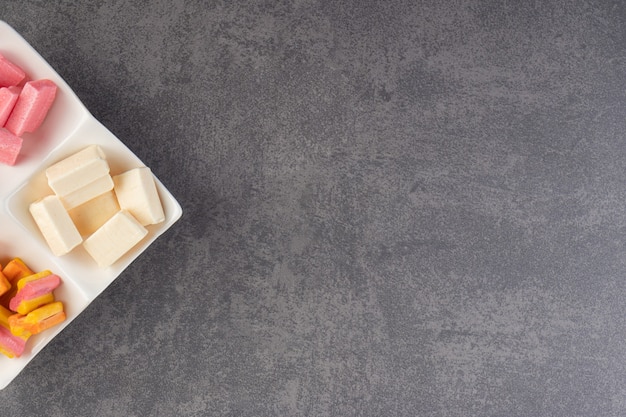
[[0, 258, 66, 358], [0, 52, 57, 166]]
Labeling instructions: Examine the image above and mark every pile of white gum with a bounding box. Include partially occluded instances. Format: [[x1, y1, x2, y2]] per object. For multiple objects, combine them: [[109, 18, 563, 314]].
[[29, 145, 164, 267]]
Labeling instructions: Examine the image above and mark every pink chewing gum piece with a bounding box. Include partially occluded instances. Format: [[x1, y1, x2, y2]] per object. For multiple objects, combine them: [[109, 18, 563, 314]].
[[0, 325, 26, 358], [0, 53, 26, 88], [9, 274, 61, 312], [0, 128, 23, 166], [5, 79, 57, 136], [0, 86, 20, 126]]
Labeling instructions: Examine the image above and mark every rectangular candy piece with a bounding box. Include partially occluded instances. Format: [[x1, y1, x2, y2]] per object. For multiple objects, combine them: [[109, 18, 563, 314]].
[[8, 301, 66, 338], [15, 269, 53, 290], [0, 53, 26, 87], [83, 210, 148, 267], [0, 86, 20, 126], [10, 293, 54, 316], [45, 145, 111, 196], [113, 167, 165, 226], [0, 127, 23, 166], [0, 270, 10, 297], [0, 326, 26, 358], [29, 195, 83, 256], [0, 305, 13, 327], [0, 259, 34, 309], [60, 174, 114, 210], [0, 291, 12, 310], [4, 270, 53, 311], [0, 305, 26, 358], [2, 258, 34, 283], [69, 190, 120, 236], [5, 79, 57, 136], [10, 273, 60, 314]]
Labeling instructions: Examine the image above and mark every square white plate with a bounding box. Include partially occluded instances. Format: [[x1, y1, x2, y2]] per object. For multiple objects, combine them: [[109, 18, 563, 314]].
[[0, 21, 182, 389]]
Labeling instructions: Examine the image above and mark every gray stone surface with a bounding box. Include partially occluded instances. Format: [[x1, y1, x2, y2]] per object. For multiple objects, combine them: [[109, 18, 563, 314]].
[[3, 0, 626, 415]]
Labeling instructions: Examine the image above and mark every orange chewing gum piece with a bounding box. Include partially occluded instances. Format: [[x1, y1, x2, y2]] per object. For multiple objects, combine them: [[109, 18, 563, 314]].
[[0, 304, 13, 327], [9, 301, 66, 338], [0, 259, 35, 308], [0, 269, 10, 297], [0, 305, 28, 341], [2, 258, 34, 283]]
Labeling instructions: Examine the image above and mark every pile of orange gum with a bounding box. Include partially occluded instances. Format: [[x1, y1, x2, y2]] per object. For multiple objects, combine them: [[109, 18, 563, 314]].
[[0, 258, 66, 358]]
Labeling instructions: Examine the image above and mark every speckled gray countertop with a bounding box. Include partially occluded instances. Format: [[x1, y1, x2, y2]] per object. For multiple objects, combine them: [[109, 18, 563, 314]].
[[3, 1, 626, 416]]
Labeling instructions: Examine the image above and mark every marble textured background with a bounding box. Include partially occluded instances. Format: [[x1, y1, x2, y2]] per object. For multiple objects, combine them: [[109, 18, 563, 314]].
[[4, 1, 626, 416]]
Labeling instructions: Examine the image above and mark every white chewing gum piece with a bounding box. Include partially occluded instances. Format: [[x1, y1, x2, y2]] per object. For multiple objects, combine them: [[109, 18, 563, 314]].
[[83, 210, 148, 267], [68, 190, 120, 236], [60, 174, 114, 210], [29, 195, 82, 256], [45, 145, 110, 196], [113, 167, 165, 226]]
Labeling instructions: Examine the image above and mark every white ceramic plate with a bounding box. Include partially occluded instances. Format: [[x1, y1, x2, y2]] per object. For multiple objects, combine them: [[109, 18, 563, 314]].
[[0, 21, 182, 389]]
